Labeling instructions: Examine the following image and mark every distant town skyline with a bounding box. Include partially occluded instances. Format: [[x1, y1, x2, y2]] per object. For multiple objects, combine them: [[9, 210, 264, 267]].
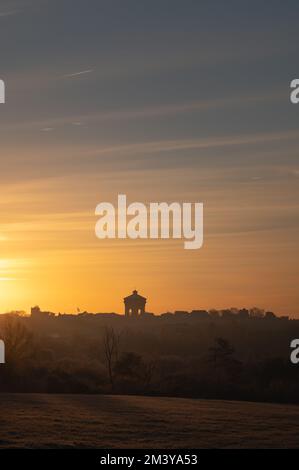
[[0, 1, 298, 315]]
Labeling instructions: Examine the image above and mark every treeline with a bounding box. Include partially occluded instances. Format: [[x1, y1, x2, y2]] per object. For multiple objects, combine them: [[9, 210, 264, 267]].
[[0, 314, 299, 404], [160, 306, 288, 320], [7, 305, 292, 321]]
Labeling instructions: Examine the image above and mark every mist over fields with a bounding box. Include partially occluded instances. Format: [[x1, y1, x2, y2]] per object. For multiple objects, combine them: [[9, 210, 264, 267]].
[[1, 310, 299, 404]]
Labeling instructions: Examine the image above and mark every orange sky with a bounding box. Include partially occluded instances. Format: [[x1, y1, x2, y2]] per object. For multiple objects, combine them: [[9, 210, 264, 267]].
[[0, 141, 298, 316], [0, 1, 298, 316]]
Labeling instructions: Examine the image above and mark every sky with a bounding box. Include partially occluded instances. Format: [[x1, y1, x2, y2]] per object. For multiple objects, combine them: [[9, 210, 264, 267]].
[[0, 0, 298, 315]]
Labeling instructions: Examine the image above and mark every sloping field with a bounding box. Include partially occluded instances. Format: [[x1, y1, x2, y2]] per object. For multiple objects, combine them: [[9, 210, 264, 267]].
[[0, 394, 298, 448]]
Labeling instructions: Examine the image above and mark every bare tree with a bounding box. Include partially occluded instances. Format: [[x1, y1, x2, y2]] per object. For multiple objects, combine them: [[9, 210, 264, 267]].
[[114, 352, 156, 391], [142, 359, 156, 390], [0, 316, 33, 375], [209, 337, 235, 366], [102, 326, 120, 390]]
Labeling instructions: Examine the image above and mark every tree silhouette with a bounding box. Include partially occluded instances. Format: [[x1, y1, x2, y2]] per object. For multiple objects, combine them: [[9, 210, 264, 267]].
[[209, 337, 235, 365], [102, 326, 120, 390], [1, 316, 33, 367]]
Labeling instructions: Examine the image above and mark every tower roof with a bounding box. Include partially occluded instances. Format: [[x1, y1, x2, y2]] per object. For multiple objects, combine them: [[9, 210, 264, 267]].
[[124, 290, 147, 302]]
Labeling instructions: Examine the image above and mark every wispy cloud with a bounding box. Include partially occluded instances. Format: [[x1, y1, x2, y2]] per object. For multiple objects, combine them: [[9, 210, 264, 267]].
[[0, 90, 285, 133], [84, 129, 299, 158], [62, 69, 94, 78], [0, 10, 19, 17]]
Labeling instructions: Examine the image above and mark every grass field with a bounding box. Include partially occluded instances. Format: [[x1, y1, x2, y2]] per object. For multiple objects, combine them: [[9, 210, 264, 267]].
[[0, 394, 298, 448]]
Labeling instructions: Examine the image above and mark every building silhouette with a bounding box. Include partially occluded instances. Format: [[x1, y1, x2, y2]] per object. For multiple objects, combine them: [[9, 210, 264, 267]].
[[31, 305, 54, 319], [124, 290, 146, 317]]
